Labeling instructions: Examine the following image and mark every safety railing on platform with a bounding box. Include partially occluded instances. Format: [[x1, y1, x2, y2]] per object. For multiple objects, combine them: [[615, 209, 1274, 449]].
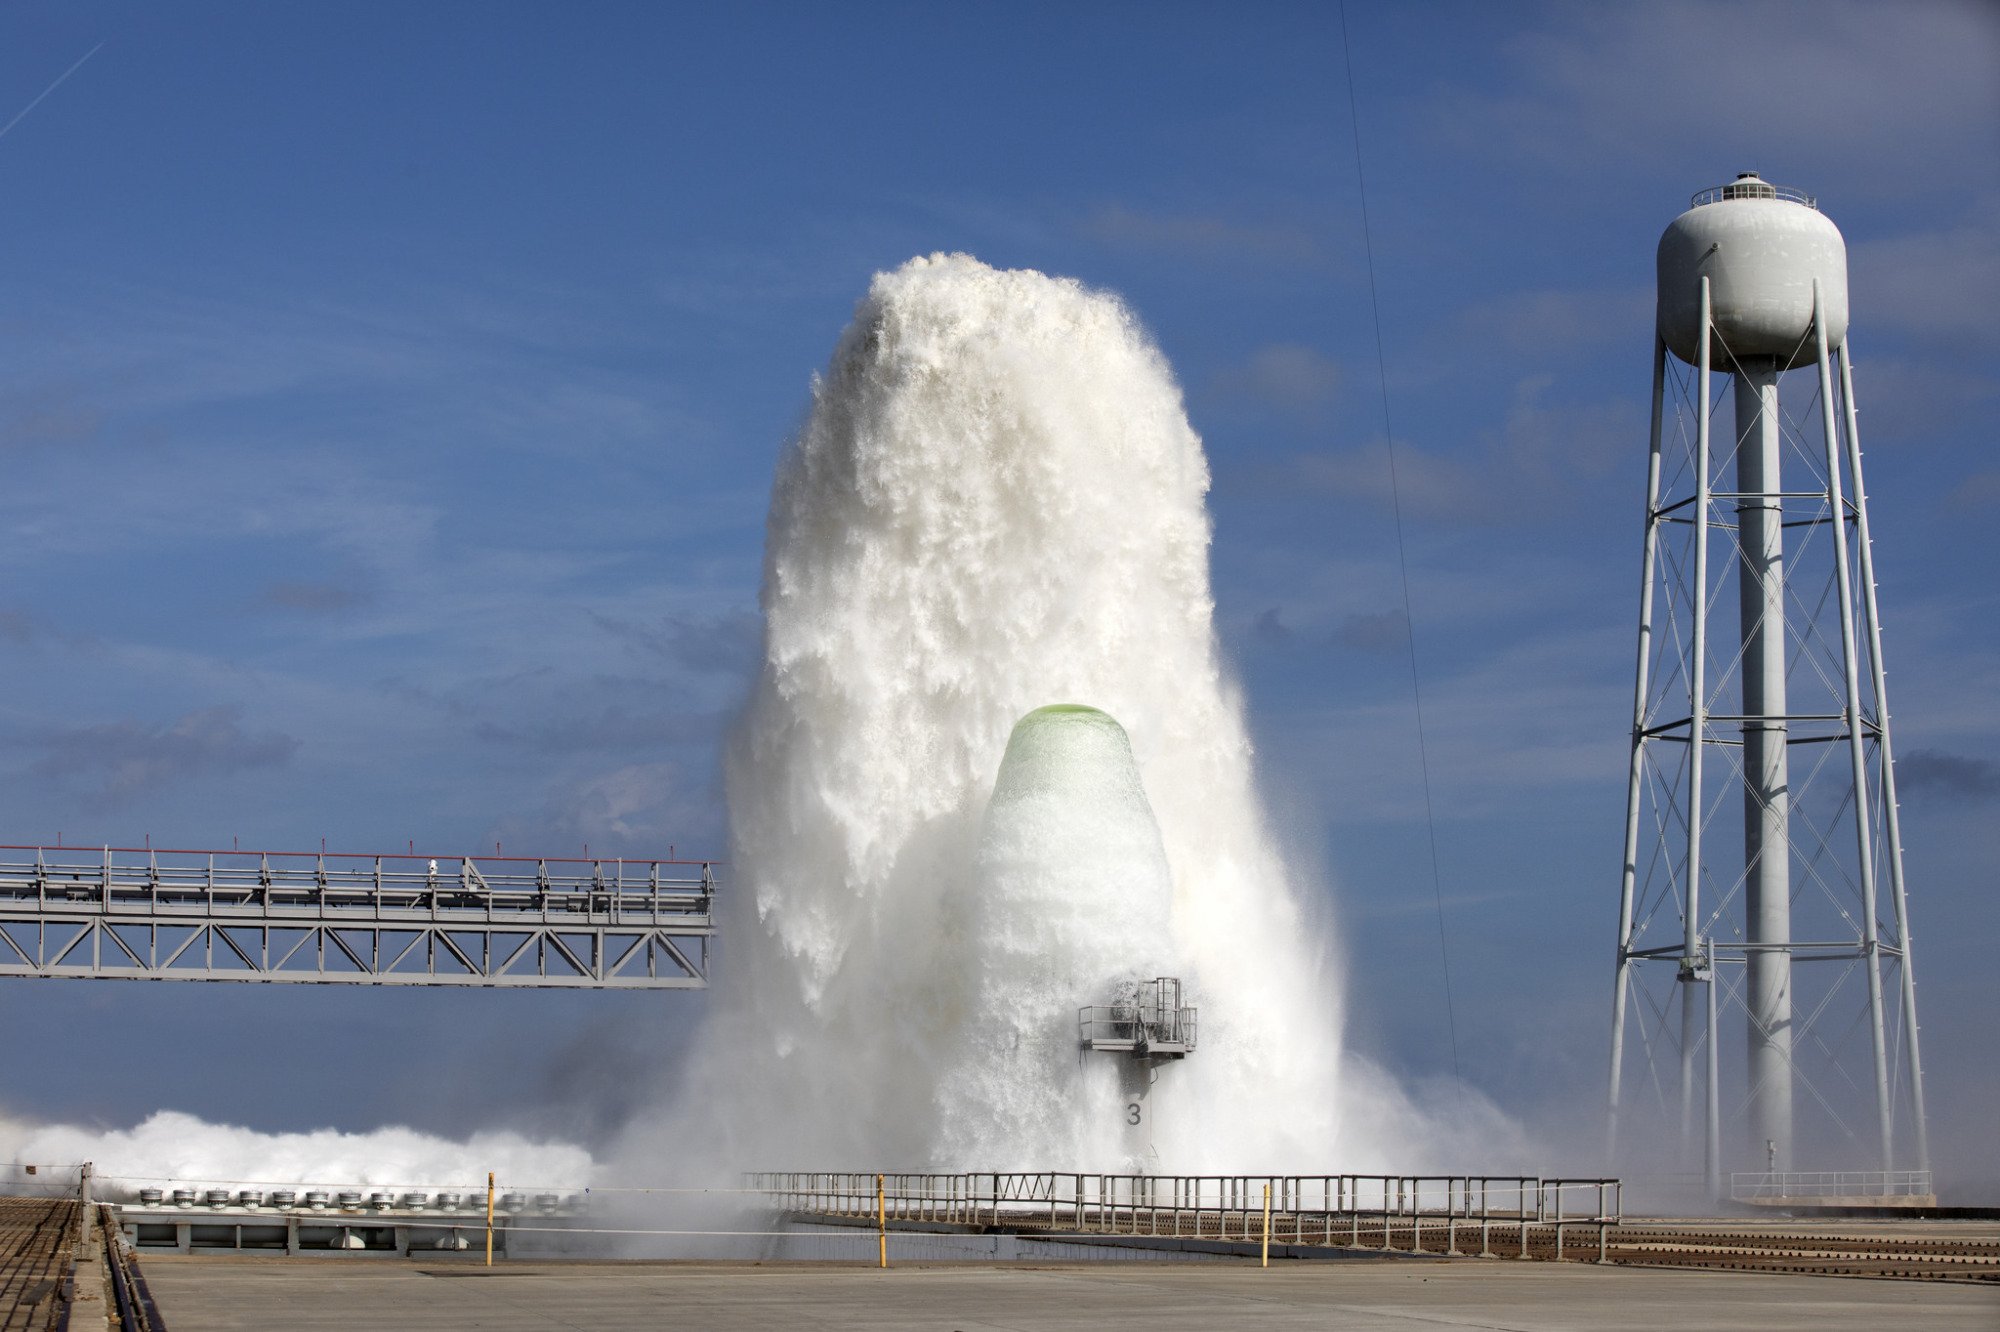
[[748, 1171, 1622, 1261], [0, 846, 712, 921], [1729, 1170, 1934, 1202], [0, 845, 715, 987], [1690, 180, 1816, 208], [1078, 977, 1196, 1054]]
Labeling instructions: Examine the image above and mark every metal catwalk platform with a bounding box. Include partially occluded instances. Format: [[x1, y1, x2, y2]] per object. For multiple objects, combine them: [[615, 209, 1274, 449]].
[[752, 1172, 2000, 1281], [0, 845, 712, 989], [755, 1171, 1624, 1264]]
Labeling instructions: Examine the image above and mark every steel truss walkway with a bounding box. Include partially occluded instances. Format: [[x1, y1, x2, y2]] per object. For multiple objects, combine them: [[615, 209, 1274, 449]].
[[0, 845, 712, 989]]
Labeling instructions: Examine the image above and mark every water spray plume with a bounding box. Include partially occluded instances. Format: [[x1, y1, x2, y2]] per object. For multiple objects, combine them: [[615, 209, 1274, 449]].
[[637, 253, 1347, 1174], [938, 704, 1177, 1169], [2, 254, 1516, 1206]]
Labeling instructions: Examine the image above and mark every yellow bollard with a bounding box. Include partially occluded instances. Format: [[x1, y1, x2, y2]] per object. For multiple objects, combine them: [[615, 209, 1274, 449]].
[[485, 1172, 495, 1267], [876, 1173, 888, 1269], [1262, 1183, 1272, 1267]]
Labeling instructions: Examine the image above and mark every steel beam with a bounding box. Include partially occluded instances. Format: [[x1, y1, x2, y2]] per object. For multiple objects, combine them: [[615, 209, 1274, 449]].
[[0, 846, 713, 989]]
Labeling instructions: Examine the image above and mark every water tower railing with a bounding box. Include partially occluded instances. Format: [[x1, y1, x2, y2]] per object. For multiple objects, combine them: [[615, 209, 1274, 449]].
[[1689, 181, 1816, 209]]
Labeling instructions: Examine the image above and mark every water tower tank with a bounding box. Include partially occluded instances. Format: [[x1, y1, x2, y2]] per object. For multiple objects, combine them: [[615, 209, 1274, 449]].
[[1657, 173, 1848, 369]]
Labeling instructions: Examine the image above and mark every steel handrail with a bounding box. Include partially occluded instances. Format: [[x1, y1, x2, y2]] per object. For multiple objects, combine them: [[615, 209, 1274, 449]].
[[1690, 181, 1816, 209]]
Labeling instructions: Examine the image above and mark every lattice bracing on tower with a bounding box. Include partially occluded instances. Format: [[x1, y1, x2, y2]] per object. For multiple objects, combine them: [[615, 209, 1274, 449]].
[[1608, 175, 1927, 1200]]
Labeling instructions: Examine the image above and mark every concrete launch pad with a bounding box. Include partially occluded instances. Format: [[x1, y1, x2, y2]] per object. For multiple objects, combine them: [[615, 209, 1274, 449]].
[[138, 1256, 2000, 1332]]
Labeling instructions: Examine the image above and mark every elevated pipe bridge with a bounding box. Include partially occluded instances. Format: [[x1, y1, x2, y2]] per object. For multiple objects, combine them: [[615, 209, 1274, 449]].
[[0, 845, 713, 989]]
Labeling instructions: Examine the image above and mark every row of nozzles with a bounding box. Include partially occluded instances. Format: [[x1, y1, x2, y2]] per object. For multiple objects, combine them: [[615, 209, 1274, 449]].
[[133, 1187, 580, 1212]]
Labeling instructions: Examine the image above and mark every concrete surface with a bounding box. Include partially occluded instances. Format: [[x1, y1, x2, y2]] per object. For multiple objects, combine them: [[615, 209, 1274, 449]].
[[138, 1256, 2000, 1331]]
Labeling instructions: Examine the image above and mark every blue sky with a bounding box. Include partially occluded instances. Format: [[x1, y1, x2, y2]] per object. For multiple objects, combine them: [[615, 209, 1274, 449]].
[[2, 1, 1995, 1190]]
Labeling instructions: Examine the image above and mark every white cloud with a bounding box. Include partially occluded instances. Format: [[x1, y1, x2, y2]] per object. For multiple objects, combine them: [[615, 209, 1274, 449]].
[[1279, 376, 1639, 519], [29, 705, 298, 805], [1438, 1, 2000, 196], [1081, 203, 1328, 266], [1450, 285, 1651, 357], [1851, 209, 2000, 353], [1209, 343, 1341, 419]]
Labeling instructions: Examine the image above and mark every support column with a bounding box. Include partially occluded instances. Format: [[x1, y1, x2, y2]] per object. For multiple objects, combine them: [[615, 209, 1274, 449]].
[[1120, 1059, 1154, 1170], [1608, 337, 1669, 1164], [1734, 358, 1794, 1173], [1840, 344, 1930, 1176], [1814, 295, 1895, 1172], [1682, 279, 1714, 1173]]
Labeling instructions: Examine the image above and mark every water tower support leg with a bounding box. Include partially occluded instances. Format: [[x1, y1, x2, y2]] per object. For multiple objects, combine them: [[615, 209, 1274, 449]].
[[1839, 344, 1930, 1176], [1813, 292, 1894, 1170], [1609, 336, 1668, 1164], [1706, 942, 1721, 1199], [1681, 279, 1715, 1168]]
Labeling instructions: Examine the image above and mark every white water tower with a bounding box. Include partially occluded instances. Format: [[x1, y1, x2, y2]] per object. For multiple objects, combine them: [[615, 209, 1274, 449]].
[[1607, 174, 1930, 1202]]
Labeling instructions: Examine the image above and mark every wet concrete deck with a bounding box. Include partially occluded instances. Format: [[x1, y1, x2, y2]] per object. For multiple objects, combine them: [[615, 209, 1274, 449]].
[[140, 1255, 2000, 1331]]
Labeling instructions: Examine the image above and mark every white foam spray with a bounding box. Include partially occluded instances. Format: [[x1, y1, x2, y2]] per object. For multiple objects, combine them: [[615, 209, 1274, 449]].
[[937, 704, 1178, 1168], [2, 254, 1521, 1206], [0, 1110, 590, 1199], [640, 253, 1355, 1175]]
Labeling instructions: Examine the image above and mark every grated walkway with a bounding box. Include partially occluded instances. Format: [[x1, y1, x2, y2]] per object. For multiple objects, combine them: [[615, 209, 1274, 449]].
[[0, 1198, 77, 1332]]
